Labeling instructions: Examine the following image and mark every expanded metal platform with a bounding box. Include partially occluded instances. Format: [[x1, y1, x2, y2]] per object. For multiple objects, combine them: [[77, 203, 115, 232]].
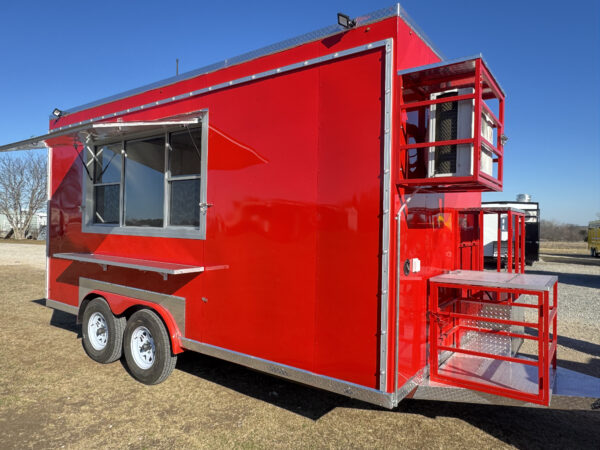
[[412, 365, 600, 410]]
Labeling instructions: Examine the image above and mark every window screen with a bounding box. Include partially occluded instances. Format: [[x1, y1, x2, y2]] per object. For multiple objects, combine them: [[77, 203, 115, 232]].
[[168, 129, 201, 227], [124, 136, 165, 227], [92, 143, 121, 224]]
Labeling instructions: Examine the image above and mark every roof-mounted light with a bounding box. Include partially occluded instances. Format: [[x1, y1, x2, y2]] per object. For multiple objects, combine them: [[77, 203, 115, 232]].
[[337, 12, 356, 29]]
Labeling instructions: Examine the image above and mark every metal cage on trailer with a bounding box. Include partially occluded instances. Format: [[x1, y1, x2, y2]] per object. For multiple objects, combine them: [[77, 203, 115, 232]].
[[1, 4, 598, 410], [482, 198, 541, 266]]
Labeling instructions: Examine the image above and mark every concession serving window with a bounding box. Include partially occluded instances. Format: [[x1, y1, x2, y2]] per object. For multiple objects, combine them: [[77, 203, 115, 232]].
[[0, 110, 209, 239], [80, 112, 209, 239]]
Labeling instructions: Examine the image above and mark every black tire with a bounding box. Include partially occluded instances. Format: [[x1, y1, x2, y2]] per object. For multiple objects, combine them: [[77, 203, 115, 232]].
[[81, 297, 126, 364], [123, 309, 177, 385]]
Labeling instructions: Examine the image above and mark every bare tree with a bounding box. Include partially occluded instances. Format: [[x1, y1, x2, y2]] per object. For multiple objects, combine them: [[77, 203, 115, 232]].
[[0, 152, 47, 239], [540, 219, 587, 242]]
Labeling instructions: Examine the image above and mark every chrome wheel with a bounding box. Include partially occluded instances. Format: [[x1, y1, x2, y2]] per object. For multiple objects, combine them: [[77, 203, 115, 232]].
[[130, 326, 155, 370]]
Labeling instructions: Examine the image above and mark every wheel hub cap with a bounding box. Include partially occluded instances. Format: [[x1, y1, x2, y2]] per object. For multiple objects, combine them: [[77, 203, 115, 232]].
[[88, 312, 109, 351], [131, 326, 155, 370]]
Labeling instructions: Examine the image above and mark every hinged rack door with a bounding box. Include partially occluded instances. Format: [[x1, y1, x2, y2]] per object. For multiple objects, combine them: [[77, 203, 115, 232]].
[[428, 271, 558, 406]]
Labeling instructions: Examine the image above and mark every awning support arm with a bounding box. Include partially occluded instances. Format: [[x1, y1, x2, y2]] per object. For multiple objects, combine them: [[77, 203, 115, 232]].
[[73, 143, 93, 181]]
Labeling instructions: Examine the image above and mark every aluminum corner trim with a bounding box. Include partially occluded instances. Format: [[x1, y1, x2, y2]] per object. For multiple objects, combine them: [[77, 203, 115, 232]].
[[379, 38, 394, 391]]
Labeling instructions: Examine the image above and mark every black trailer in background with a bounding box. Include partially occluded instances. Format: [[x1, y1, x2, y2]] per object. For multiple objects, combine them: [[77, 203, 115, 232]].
[[482, 201, 540, 266]]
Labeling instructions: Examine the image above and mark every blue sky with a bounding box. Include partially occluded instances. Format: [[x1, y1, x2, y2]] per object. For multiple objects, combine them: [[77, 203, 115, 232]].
[[0, 0, 598, 224]]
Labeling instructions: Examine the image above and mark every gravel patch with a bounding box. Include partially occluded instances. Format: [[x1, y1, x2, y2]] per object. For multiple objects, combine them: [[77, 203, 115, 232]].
[[523, 260, 600, 379]]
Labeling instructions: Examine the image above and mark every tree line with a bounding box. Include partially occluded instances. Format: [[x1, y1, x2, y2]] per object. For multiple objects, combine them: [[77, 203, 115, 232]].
[[0, 152, 47, 240], [540, 219, 588, 242]]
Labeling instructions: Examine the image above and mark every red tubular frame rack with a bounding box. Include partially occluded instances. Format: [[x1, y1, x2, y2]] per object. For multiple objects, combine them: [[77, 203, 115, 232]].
[[398, 57, 505, 192], [429, 272, 558, 406], [486, 207, 526, 274]]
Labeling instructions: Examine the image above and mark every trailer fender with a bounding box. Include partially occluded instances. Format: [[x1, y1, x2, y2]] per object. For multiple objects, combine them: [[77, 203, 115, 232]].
[[79, 291, 184, 354]]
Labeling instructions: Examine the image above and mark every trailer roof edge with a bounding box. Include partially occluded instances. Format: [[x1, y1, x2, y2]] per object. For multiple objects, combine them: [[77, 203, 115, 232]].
[[55, 4, 444, 119]]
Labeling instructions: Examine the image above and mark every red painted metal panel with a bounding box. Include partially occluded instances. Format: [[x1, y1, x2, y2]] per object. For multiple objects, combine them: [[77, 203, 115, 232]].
[[312, 48, 385, 387], [199, 58, 321, 371]]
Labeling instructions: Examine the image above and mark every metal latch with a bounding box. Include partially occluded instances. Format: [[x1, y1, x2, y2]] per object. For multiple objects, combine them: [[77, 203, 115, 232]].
[[199, 202, 213, 213]]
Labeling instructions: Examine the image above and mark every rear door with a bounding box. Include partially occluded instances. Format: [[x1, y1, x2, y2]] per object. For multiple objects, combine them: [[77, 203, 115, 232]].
[[457, 211, 480, 270]]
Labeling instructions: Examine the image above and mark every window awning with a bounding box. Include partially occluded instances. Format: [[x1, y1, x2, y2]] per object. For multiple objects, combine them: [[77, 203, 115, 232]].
[[0, 110, 205, 153]]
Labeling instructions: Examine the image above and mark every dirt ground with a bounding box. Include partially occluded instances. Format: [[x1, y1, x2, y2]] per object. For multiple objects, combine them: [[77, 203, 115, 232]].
[[0, 244, 599, 449]]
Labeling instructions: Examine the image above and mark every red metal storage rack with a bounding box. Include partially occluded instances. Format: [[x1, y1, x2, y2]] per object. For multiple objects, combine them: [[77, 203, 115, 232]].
[[398, 56, 505, 192], [429, 271, 558, 405]]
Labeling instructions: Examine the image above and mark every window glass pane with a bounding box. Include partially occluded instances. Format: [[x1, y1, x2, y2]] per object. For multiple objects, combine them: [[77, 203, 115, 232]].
[[169, 129, 202, 176], [94, 143, 122, 184], [124, 136, 165, 227], [169, 179, 200, 227], [94, 185, 120, 224]]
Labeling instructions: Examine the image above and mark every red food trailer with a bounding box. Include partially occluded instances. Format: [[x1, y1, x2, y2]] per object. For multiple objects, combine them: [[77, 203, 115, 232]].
[[1, 4, 598, 410]]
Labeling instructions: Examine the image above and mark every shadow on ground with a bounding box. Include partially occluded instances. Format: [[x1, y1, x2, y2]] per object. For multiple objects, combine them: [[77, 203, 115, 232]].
[[523, 326, 600, 360], [32, 298, 600, 448], [526, 269, 600, 289], [394, 399, 600, 449], [539, 254, 600, 267]]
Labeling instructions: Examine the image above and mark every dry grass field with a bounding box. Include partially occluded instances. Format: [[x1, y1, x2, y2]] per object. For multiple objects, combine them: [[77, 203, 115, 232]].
[[0, 243, 598, 449], [540, 240, 589, 255], [540, 241, 600, 266]]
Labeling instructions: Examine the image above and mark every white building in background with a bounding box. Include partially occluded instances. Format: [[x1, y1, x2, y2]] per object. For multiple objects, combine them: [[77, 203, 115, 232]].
[[0, 211, 47, 238]]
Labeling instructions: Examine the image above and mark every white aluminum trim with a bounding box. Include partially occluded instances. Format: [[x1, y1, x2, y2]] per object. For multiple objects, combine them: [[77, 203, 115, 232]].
[[92, 120, 199, 128], [45, 146, 51, 300], [51, 40, 394, 134], [379, 38, 394, 390], [180, 337, 396, 409]]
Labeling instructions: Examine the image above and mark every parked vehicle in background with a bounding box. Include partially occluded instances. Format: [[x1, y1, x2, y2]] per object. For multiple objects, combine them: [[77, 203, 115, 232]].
[[588, 220, 600, 257], [482, 195, 540, 266]]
